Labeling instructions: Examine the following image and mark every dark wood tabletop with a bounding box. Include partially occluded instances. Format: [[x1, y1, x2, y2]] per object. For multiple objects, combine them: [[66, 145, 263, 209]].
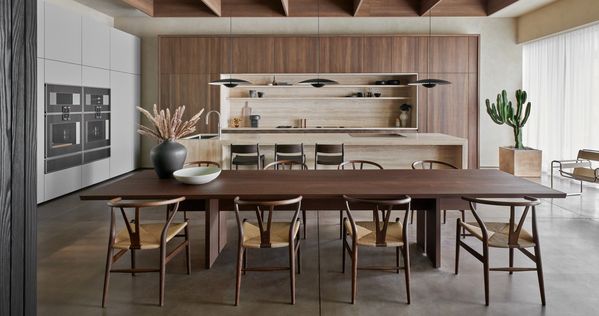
[[80, 169, 565, 200]]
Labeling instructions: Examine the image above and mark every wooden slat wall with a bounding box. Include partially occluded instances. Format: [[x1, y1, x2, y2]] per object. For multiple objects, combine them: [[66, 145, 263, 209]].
[[0, 0, 37, 314], [158, 34, 480, 167]]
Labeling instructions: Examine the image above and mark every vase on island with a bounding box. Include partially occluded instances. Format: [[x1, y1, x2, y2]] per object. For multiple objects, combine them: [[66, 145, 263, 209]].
[[137, 104, 205, 179]]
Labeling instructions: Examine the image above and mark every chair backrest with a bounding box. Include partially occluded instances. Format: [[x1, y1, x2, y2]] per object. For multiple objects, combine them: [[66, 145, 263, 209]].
[[343, 195, 411, 247], [315, 143, 344, 155], [106, 197, 186, 249], [577, 149, 599, 162], [338, 160, 383, 170], [411, 160, 458, 170], [275, 143, 304, 155], [231, 144, 260, 155], [461, 196, 541, 246], [264, 160, 309, 170], [184, 160, 221, 168], [234, 196, 303, 248]]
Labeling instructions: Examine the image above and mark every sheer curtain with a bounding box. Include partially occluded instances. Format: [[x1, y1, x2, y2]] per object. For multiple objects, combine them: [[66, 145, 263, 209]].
[[523, 23, 599, 169]]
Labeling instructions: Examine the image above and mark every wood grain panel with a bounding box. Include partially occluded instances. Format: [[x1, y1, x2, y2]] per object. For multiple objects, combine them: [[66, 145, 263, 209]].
[[319, 36, 363, 73], [154, 0, 215, 17], [231, 37, 275, 73], [392, 36, 427, 73], [468, 35, 479, 74], [487, 0, 518, 15], [419, 0, 442, 15], [429, 36, 470, 73], [1, 0, 37, 314], [468, 72, 479, 168], [431, 0, 487, 16], [362, 36, 393, 73], [274, 37, 318, 73], [348, 0, 420, 17]]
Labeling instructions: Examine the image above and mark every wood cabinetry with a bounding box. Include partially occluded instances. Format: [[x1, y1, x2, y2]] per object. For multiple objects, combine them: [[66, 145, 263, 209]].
[[319, 37, 363, 73], [392, 36, 427, 73], [274, 37, 319, 73], [428, 36, 470, 73], [362, 36, 393, 73], [231, 37, 275, 73]]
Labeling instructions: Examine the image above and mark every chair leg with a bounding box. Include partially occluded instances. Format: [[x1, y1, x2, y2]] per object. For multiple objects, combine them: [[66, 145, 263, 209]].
[[302, 210, 307, 239], [461, 210, 466, 239], [402, 245, 411, 304], [395, 247, 400, 274], [339, 210, 344, 239], [341, 226, 346, 273], [101, 248, 114, 307], [351, 245, 358, 304], [483, 246, 490, 306], [185, 226, 191, 275], [289, 243, 296, 305], [235, 247, 243, 306], [509, 248, 514, 275], [159, 248, 166, 306], [242, 248, 247, 275], [297, 241, 302, 275], [534, 245, 546, 305], [443, 210, 447, 224], [455, 220, 461, 275], [130, 249, 136, 276], [410, 210, 415, 224]]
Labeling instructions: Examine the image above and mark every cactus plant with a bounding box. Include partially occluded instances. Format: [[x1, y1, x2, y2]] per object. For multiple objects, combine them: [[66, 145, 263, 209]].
[[485, 89, 531, 149]]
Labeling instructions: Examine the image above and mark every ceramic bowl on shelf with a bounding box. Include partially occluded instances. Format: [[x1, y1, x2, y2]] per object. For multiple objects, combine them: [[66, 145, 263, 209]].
[[374, 80, 386, 85], [386, 80, 400, 85], [173, 167, 222, 185], [374, 93, 382, 97]]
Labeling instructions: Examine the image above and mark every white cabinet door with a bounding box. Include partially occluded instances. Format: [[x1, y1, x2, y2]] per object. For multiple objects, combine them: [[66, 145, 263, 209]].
[[44, 2, 81, 64], [82, 66, 109, 88], [82, 19, 110, 69], [82, 158, 110, 187], [37, 58, 45, 203], [37, 0, 44, 58], [44, 59, 81, 86], [45, 166, 82, 201], [110, 28, 140, 74], [110, 71, 139, 177]]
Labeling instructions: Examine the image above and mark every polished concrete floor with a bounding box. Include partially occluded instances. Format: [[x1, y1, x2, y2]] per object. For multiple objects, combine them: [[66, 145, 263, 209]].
[[38, 173, 599, 315]]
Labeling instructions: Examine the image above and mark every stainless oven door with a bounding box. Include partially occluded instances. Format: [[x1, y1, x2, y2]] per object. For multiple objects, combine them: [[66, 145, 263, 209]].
[[45, 113, 82, 158], [46, 84, 82, 113], [83, 113, 110, 150]]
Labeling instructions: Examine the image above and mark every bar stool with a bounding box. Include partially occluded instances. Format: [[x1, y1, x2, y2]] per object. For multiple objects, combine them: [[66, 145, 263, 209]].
[[102, 196, 190, 307], [456, 196, 545, 306], [314, 143, 345, 169], [230, 144, 265, 170], [411, 160, 465, 232], [342, 194, 412, 304], [337, 160, 384, 238], [184, 160, 221, 168], [264, 160, 309, 239], [233, 196, 303, 305], [274, 143, 306, 164]]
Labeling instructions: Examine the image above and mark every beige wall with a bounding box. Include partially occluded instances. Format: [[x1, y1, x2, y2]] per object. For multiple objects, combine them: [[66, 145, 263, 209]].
[[114, 17, 521, 168], [517, 0, 599, 43]]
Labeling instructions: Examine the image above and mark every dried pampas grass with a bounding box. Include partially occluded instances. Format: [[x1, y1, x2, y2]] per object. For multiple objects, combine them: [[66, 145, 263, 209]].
[[137, 104, 204, 141]]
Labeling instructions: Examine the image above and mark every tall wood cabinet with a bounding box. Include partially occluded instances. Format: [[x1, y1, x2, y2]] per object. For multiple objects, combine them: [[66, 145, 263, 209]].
[[158, 34, 480, 167]]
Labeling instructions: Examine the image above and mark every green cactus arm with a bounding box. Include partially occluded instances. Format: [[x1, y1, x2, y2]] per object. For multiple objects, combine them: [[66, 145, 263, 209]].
[[486, 103, 505, 124], [520, 102, 531, 127], [515, 90, 524, 121], [498, 92, 507, 121], [505, 106, 516, 127]]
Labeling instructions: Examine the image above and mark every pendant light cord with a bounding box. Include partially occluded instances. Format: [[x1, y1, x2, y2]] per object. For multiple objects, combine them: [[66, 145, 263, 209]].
[[229, 16, 233, 80], [427, 10, 431, 79], [316, 0, 320, 80]]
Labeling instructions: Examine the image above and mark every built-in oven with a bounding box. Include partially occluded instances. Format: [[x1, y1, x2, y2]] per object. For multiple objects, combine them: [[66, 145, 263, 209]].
[[84, 87, 110, 112], [82, 87, 111, 163], [83, 112, 110, 150], [46, 84, 82, 113]]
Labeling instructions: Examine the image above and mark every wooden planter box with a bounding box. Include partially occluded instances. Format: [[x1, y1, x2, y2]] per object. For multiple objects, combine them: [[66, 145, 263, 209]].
[[499, 146, 542, 177]]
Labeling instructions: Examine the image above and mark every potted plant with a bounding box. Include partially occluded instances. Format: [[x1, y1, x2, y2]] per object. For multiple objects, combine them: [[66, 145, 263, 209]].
[[485, 90, 541, 177], [137, 104, 204, 178], [399, 103, 412, 127]]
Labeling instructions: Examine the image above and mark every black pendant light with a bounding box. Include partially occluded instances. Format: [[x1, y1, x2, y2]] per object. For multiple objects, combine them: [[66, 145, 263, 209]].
[[298, 0, 338, 88], [209, 16, 251, 88], [409, 10, 451, 89]]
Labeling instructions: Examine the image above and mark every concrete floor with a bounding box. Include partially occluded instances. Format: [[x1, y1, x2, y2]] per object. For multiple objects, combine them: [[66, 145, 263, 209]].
[[38, 173, 599, 315]]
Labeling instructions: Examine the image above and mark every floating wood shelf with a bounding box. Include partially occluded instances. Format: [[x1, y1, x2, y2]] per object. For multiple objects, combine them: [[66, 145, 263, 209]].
[[228, 97, 411, 101], [233, 85, 410, 88]]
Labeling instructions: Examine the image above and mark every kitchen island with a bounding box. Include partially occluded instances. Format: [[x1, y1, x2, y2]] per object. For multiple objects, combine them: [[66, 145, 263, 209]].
[[179, 132, 468, 169]]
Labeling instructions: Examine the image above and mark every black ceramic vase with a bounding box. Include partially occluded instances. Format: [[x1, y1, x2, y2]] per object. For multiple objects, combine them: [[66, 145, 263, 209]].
[[150, 140, 187, 179]]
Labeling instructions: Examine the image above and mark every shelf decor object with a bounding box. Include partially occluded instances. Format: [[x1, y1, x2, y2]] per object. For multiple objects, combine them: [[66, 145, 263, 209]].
[[409, 10, 451, 89], [486, 89, 541, 177], [210, 17, 252, 88], [298, 0, 338, 88], [137, 104, 205, 178]]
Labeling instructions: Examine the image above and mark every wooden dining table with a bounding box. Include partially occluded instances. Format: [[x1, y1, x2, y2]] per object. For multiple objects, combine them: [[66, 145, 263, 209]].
[[80, 169, 565, 268]]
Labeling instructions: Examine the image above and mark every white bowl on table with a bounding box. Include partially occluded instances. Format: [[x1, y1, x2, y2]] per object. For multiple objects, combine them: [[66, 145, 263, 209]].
[[173, 167, 222, 185]]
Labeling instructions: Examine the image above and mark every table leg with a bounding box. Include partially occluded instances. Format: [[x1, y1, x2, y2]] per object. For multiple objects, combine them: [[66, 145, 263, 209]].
[[205, 199, 227, 269], [416, 210, 426, 252], [425, 199, 441, 268]]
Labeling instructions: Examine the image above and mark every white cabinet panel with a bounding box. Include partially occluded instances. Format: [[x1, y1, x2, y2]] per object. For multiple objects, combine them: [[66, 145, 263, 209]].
[[110, 28, 140, 74], [37, 0, 44, 58], [82, 158, 110, 187], [82, 19, 110, 69], [110, 71, 139, 177], [45, 166, 82, 201], [45, 59, 81, 86], [44, 2, 81, 64], [82, 66, 109, 88], [37, 58, 45, 203]]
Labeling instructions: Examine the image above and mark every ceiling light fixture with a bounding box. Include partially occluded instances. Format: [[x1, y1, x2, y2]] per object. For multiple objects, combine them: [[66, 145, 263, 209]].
[[209, 16, 251, 88], [409, 10, 451, 88], [298, 0, 338, 88]]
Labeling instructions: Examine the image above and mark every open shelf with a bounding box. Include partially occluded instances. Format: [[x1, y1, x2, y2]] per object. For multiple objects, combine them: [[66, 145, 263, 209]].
[[228, 97, 411, 101], [233, 85, 410, 88]]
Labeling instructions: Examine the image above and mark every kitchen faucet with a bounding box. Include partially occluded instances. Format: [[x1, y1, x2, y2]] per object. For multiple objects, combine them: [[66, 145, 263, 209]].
[[205, 110, 221, 138]]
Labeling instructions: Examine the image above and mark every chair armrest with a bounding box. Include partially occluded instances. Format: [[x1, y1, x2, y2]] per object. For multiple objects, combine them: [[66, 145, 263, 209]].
[[552, 159, 591, 170]]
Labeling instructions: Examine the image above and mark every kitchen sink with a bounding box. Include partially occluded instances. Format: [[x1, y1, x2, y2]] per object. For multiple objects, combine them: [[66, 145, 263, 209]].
[[185, 134, 219, 140]]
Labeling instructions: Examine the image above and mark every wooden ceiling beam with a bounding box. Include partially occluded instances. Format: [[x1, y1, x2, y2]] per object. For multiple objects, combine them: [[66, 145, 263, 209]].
[[200, 0, 222, 16], [486, 0, 518, 15], [121, 0, 155, 16], [353, 0, 366, 16], [419, 0, 443, 16], [281, 0, 290, 16]]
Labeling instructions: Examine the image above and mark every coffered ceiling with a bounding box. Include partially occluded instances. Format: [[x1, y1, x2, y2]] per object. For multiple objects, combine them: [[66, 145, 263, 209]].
[[74, 0, 558, 17]]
